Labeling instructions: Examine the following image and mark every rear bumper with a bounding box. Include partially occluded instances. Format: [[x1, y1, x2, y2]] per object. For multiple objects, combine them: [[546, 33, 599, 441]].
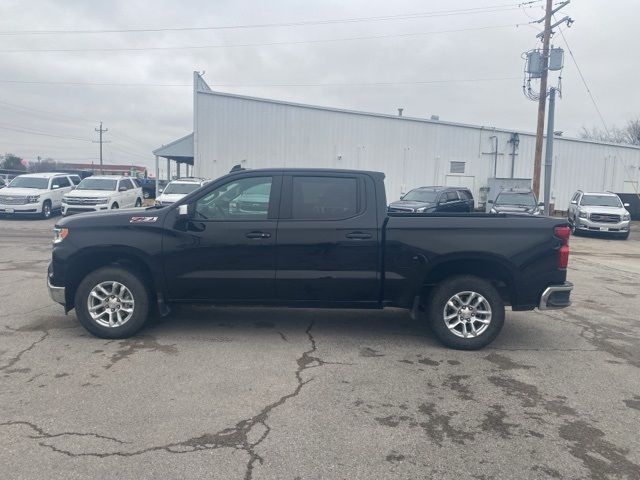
[[538, 282, 573, 310]]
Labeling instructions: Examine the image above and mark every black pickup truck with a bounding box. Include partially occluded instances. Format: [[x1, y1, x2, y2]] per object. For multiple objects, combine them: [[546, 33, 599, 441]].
[[47, 168, 572, 349]]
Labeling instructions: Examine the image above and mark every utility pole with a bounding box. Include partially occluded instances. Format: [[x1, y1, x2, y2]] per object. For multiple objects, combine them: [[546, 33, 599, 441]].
[[93, 122, 109, 175], [543, 87, 556, 215], [532, 0, 553, 198]]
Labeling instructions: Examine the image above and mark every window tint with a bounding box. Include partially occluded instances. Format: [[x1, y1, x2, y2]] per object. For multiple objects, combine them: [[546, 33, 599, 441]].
[[195, 176, 272, 220], [292, 176, 359, 220], [52, 176, 70, 188], [445, 191, 459, 202]]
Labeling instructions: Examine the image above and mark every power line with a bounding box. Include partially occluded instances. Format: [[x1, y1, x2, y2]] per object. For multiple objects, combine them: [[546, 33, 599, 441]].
[[0, 76, 520, 88], [555, 23, 609, 134], [0, 3, 540, 36], [0, 23, 523, 53], [0, 124, 92, 142], [0, 99, 96, 124]]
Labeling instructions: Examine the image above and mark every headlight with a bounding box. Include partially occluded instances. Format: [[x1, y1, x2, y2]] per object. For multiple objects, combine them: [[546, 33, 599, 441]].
[[27, 195, 40, 203], [95, 197, 109, 204], [53, 227, 69, 244], [578, 210, 587, 218], [490, 208, 498, 214], [623, 213, 630, 221], [533, 210, 541, 215], [416, 206, 427, 213]]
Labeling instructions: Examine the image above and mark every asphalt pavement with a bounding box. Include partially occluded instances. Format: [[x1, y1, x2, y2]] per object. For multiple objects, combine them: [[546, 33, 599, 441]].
[[1, 215, 639, 479]]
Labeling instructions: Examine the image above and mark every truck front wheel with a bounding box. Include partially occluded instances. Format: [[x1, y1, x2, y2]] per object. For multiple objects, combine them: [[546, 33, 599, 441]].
[[74, 266, 150, 338], [428, 275, 504, 350]]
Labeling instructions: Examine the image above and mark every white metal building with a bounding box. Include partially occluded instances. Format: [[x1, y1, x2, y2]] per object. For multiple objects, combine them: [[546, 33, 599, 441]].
[[155, 73, 640, 210]]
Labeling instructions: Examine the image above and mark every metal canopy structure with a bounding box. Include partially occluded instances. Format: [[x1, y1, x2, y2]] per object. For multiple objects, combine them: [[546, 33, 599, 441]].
[[153, 133, 193, 164], [152, 132, 194, 197]]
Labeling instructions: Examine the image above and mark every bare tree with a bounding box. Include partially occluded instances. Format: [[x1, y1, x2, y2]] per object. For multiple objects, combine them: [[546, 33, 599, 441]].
[[580, 119, 640, 146], [625, 119, 640, 145]]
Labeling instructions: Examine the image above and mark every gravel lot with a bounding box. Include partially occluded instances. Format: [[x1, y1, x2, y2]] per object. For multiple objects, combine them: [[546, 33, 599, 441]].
[[1, 216, 639, 480]]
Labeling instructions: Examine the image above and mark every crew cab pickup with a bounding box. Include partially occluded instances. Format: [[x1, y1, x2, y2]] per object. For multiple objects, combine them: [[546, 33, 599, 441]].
[[47, 168, 573, 349]]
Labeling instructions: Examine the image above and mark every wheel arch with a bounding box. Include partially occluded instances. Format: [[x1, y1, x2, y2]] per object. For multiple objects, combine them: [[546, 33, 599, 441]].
[[420, 253, 519, 306], [64, 247, 158, 310]]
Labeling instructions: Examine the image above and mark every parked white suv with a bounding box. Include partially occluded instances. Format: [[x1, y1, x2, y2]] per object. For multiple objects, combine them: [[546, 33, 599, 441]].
[[62, 175, 143, 216], [0, 172, 76, 218], [568, 190, 631, 239], [155, 177, 209, 207]]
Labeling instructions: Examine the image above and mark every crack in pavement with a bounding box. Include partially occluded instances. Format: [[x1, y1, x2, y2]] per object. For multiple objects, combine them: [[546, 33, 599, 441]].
[[0, 332, 49, 372], [0, 321, 327, 480]]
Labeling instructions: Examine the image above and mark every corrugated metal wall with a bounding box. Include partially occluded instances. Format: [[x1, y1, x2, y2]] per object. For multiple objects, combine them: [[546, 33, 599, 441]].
[[194, 89, 640, 210]]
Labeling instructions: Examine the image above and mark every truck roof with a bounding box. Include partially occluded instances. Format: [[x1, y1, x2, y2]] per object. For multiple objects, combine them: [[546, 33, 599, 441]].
[[226, 168, 385, 178]]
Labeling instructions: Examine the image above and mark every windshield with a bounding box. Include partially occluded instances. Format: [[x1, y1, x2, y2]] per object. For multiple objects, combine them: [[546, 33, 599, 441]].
[[76, 178, 117, 191], [580, 195, 622, 207], [495, 192, 536, 207], [402, 189, 438, 202], [7, 177, 49, 189], [163, 182, 201, 195]]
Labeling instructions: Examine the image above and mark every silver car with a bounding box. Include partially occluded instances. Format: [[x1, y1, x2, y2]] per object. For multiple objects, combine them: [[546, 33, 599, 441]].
[[568, 190, 631, 239]]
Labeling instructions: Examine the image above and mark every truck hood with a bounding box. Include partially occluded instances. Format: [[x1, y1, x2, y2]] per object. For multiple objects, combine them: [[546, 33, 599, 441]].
[[65, 189, 116, 198], [389, 200, 435, 210], [580, 205, 627, 215], [156, 193, 186, 203], [493, 205, 539, 215], [57, 207, 160, 228], [0, 187, 47, 196]]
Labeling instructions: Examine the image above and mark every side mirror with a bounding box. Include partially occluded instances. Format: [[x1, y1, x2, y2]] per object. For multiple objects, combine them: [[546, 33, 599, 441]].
[[52, 185, 60, 190], [178, 204, 189, 218], [624, 202, 630, 207], [119, 186, 127, 192], [158, 188, 164, 194], [570, 200, 577, 204], [538, 201, 544, 207], [487, 199, 494, 204]]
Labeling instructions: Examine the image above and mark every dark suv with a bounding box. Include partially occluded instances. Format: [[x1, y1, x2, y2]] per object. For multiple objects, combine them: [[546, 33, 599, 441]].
[[388, 186, 474, 213]]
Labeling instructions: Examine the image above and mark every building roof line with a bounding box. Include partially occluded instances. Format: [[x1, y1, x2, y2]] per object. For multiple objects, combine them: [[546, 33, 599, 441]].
[[196, 88, 640, 151], [152, 132, 194, 155]]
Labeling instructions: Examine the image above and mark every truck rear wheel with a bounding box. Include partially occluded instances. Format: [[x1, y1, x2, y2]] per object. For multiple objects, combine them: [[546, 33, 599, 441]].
[[427, 275, 504, 350], [74, 266, 150, 339]]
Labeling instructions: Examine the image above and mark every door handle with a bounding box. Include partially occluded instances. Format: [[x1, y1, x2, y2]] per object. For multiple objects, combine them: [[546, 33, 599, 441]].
[[245, 231, 271, 239], [345, 231, 372, 239]]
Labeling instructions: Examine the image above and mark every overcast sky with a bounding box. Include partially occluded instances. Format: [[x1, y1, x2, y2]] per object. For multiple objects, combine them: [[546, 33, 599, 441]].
[[1, 0, 637, 174]]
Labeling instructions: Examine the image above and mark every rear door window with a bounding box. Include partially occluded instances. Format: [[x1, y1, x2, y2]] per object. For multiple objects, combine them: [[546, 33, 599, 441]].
[[291, 176, 360, 220]]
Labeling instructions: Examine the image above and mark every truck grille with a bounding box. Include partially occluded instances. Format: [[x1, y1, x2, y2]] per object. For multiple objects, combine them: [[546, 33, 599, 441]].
[[0, 195, 28, 205], [590, 213, 620, 223], [64, 197, 100, 206]]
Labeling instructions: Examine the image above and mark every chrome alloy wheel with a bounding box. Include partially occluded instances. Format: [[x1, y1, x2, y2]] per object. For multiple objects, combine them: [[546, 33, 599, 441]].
[[443, 291, 492, 338], [87, 281, 135, 328]]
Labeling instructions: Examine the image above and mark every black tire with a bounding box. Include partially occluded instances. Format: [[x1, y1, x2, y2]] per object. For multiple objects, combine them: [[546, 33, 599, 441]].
[[41, 200, 52, 219], [74, 266, 150, 339], [111, 202, 119, 209], [427, 275, 505, 350], [135, 198, 142, 207]]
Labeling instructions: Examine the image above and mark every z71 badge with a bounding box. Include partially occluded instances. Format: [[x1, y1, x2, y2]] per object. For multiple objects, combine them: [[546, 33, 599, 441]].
[[129, 216, 158, 223]]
